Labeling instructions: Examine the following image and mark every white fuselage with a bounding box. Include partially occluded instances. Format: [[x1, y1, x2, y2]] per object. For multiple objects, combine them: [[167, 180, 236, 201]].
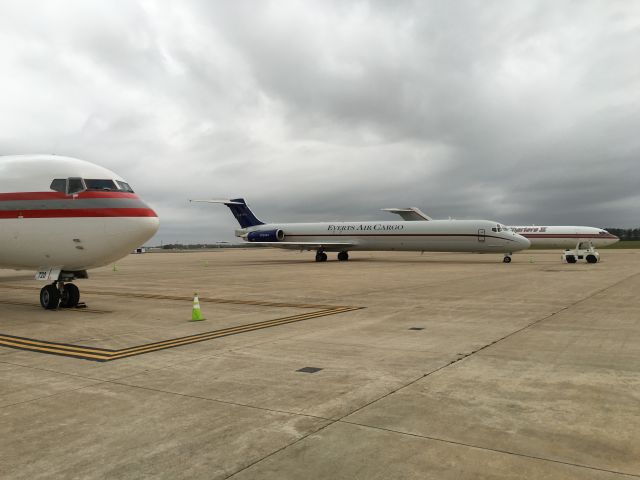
[[245, 220, 531, 253], [509, 226, 619, 249], [0, 155, 159, 272]]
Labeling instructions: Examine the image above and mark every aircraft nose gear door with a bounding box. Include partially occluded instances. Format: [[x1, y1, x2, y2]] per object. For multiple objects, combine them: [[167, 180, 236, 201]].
[[478, 229, 486, 242]]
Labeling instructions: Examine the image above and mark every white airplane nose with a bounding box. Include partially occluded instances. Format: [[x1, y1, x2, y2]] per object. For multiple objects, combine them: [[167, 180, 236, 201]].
[[519, 235, 531, 250]]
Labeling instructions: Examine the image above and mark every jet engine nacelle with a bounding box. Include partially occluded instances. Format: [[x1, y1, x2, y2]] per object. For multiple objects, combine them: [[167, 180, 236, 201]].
[[247, 229, 285, 242]]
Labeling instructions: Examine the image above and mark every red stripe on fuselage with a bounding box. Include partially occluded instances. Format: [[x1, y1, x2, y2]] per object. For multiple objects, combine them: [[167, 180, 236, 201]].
[[0, 191, 139, 201], [0, 208, 157, 219]]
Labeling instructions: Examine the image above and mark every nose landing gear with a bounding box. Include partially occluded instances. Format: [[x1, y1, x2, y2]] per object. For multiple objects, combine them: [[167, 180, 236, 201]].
[[503, 254, 512, 263], [39, 277, 83, 310]]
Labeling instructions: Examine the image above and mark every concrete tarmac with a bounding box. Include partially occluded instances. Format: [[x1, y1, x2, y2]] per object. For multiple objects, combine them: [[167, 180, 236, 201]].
[[1, 249, 639, 479]]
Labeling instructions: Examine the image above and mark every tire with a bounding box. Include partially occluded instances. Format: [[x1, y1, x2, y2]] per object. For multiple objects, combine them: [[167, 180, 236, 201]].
[[565, 255, 577, 264], [503, 256, 512, 263], [586, 254, 598, 264], [338, 251, 349, 261], [40, 284, 60, 310], [320, 252, 328, 262], [60, 283, 80, 308]]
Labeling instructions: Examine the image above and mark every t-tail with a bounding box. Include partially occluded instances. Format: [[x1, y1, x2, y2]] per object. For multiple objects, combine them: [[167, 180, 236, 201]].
[[189, 198, 265, 228]]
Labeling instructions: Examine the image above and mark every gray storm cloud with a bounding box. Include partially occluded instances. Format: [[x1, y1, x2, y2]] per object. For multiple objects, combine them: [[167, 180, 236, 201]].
[[0, 0, 638, 243]]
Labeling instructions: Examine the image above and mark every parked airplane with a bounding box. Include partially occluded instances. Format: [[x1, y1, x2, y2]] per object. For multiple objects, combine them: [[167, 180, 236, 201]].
[[507, 226, 619, 249], [191, 198, 530, 262], [383, 207, 619, 260], [0, 154, 159, 309]]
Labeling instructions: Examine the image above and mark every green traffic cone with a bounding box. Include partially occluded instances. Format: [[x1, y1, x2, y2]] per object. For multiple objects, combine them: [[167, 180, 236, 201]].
[[190, 293, 204, 321]]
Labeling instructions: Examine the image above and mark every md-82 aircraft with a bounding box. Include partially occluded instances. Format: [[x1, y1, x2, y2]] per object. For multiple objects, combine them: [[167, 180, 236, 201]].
[[0, 155, 159, 309], [191, 198, 530, 262], [384, 207, 619, 261]]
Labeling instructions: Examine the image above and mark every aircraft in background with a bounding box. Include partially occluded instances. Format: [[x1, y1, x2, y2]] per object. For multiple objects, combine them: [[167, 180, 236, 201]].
[[0, 155, 159, 309], [383, 207, 619, 261], [191, 198, 530, 262]]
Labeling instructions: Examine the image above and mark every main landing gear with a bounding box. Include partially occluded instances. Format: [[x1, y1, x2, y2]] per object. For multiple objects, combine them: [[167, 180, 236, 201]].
[[314, 249, 350, 262], [39, 281, 81, 310], [315, 249, 328, 262]]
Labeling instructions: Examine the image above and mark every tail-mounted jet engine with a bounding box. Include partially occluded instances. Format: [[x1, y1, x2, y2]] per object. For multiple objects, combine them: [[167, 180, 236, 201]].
[[247, 229, 285, 242]]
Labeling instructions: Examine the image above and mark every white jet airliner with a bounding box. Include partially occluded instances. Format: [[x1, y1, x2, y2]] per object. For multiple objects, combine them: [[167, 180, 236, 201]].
[[0, 155, 159, 309], [191, 198, 530, 262], [507, 225, 619, 248], [384, 207, 619, 257]]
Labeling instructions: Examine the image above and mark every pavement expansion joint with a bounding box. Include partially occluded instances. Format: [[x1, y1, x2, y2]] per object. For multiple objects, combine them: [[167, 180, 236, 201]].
[[338, 421, 640, 479]]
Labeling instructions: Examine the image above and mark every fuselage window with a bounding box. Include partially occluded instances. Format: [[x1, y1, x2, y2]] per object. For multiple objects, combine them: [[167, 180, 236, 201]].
[[85, 179, 118, 191], [50, 178, 66, 193], [116, 180, 134, 193]]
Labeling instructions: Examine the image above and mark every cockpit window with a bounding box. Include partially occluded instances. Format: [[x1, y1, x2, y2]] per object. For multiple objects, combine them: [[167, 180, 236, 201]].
[[50, 179, 66, 193], [85, 179, 118, 191], [67, 177, 86, 195], [116, 180, 134, 193]]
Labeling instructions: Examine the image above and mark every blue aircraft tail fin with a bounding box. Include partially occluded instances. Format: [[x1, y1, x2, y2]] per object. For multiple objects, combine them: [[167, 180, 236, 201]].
[[226, 198, 265, 228]]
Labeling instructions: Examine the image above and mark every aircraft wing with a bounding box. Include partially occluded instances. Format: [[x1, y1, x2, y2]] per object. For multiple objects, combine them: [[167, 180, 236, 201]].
[[381, 207, 432, 221], [238, 241, 355, 251]]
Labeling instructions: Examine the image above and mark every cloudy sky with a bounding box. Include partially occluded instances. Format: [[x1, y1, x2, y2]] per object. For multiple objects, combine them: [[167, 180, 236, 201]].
[[1, 1, 639, 243]]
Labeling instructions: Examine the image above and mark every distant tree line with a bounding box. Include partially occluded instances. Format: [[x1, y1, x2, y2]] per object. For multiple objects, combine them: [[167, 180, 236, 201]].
[[605, 228, 640, 241]]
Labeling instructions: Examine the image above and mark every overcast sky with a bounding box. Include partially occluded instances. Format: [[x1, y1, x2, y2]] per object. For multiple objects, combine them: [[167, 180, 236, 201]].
[[1, 1, 639, 243]]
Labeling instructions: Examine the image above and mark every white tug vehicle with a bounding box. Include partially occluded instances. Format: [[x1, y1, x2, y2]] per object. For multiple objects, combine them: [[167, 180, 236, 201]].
[[562, 241, 600, 264]]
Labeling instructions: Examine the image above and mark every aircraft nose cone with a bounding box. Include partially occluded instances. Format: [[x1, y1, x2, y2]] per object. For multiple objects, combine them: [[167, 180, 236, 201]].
[[515, 233, 531, 250]]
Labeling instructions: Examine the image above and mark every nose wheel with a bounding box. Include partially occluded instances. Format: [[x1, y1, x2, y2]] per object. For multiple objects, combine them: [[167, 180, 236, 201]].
[[503, 254, 512, 263], [40, 284, 61, 310], [39, 282, 81, 309]]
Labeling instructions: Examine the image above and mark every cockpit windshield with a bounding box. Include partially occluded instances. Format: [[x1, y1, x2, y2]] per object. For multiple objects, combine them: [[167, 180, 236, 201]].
[[491, 224, 509, 233], [50, 178, 135, 194], [85, 179, 117, 191]]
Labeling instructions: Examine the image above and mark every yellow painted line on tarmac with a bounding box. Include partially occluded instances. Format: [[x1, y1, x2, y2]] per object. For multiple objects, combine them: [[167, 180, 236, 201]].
[[0, 305, 363, 362], [0, 284, 344, 310]]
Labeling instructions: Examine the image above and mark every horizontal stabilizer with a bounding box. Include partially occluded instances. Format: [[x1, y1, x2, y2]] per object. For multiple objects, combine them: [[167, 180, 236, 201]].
[[190, 199, 244, 205], [381, 207, 432, 221], [190, 198, 265, 228]]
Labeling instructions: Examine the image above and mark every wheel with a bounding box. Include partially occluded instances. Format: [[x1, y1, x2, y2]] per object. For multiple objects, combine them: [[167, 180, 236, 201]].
[[338, 251, 349, 261], [320, 252, 327, 262], [565, 255, 577, 264], [315, 253, 323, 262], [586, 254, 598, 264], [40, 284, 61, 310], [60, 283, 80, 308], [503, 256, 512, 263]]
